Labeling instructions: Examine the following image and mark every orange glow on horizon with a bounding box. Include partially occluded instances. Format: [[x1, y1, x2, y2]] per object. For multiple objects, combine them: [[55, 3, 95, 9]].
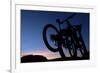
[[21, 50, 61, 60]]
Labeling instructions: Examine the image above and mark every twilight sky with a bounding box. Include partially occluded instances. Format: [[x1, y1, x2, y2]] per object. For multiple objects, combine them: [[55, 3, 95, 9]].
[[21, 10, 89, 59]]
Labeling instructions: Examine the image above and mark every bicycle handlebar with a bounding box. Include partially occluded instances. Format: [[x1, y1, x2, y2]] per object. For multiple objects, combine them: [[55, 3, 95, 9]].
[[66, 13, 76, 20], [56, 13, 76, 24]]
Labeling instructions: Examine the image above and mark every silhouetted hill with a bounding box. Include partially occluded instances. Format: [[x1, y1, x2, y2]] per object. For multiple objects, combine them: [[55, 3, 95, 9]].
[[21, 55, 48, 63], [21, 53, 89, 63]]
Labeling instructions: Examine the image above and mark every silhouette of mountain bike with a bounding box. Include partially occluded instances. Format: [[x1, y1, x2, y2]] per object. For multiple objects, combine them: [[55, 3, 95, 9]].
[[43, 13, 88, 58]]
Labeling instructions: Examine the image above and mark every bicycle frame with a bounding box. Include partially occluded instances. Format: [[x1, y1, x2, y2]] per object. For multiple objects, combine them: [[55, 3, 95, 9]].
[[52, 14, 88, 57], [43, 13, 88, 58]]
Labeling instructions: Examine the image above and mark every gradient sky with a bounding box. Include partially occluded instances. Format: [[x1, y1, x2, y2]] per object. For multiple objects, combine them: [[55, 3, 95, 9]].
[[21, 10, 89, 59]]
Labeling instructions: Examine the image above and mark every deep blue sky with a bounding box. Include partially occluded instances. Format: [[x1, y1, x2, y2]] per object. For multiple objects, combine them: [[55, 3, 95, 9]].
[[21, 10, 89, 58]]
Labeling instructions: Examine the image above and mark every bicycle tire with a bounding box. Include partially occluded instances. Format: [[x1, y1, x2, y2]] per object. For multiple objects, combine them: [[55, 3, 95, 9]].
[[43, 24, 59, 52]]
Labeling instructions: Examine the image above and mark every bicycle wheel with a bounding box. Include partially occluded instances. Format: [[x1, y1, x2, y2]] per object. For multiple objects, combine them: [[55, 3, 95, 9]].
[[43, 24, 60, 52], [66, 36, 76, 57], [68, 44, 76, 57], [78, 41, 88, 57], [78, 32, 88, 57]]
